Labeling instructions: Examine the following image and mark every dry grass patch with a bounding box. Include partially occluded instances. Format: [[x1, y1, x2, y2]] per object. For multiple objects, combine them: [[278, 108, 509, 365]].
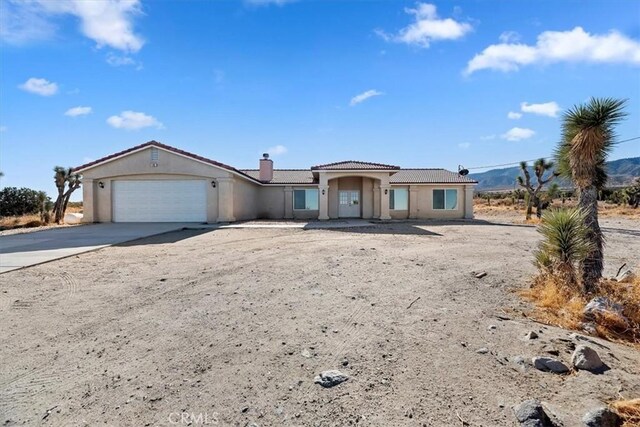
[[0, 214, 44, 230], [610, 398, 640, 426], [522, 275, 640, 346]]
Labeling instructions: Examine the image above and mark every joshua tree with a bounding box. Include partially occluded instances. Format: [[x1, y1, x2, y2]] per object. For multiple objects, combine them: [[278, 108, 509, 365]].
[[555, 97, 627, 293], [517, 158, 558, 219], [53, 167, 82, 224], [534, 208, 593, 287]]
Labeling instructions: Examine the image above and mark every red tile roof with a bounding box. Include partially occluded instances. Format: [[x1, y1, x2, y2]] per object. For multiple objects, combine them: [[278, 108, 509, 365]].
[[311, 160, 400, 170], [72, 140, 262, 183]]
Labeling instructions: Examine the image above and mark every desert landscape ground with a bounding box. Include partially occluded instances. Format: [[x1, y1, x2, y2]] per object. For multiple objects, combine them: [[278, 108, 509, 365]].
[[1, 213, 639, 426]]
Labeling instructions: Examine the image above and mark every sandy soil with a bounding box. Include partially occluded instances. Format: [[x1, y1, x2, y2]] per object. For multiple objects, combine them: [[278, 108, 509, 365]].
[[1, 217, 639, 426]]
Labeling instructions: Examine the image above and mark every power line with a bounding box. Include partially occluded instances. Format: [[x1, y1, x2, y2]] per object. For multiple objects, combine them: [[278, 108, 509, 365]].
[[466, 136, 640, 171]]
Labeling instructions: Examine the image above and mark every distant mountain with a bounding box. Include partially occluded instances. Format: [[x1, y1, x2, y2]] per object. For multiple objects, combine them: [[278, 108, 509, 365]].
[[470, 157, 640, 191]]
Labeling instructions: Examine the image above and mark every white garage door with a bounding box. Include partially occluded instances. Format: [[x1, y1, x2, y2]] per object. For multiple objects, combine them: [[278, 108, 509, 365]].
[[113, 180, 207, 222]]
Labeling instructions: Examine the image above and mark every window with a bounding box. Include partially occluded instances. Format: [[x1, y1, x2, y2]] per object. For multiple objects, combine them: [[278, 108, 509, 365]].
[[293, 189, 319, 210], [150, 147, 159, 161], [389, 188, 408, 210], [433, 189, 458, 210]]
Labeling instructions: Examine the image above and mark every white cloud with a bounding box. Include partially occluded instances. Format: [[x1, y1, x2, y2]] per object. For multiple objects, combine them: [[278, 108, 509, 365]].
[[501, 127, 535, 141], [499, 31, 521, 44], [19, 77, 58, 96], [507, 111, 522, 120], [106, 111, 163, 130], [466, 26, 640, 74], [521, 101, 560, 117], [458, 142, 471, 149], [350, 89, 383, 106], [266, 145, 288, 156], [106, 53, 143, 69], [376, 2, 472, 48], [1, 0, 144, 52], [65, 106, 92, 117]]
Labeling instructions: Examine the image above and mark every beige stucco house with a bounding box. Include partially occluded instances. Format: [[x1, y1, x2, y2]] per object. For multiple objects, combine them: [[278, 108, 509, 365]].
[[73, 141, 477, 223]]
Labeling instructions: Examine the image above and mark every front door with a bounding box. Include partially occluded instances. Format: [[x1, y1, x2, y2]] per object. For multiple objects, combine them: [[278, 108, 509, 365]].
[[338, 190, 360, 218]]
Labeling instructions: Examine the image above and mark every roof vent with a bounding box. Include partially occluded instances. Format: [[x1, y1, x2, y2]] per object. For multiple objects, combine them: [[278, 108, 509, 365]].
[[458, 165, 469, 176], [262, 153, 269, 159]]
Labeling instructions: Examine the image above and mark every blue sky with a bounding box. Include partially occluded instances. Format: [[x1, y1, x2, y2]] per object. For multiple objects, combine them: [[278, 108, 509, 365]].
[[1, 0, 639, 200]]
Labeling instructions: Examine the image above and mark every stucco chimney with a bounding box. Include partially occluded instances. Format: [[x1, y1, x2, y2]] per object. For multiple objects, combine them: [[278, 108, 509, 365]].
[[259, 153, 273, 182]]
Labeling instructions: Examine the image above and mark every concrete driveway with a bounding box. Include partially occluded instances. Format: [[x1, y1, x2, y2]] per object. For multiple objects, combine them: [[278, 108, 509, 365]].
[[0, 223, 198, 273]]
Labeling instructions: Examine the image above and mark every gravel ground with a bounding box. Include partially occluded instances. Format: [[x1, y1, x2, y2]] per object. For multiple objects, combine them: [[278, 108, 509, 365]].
[[0, 217, 639, 426]]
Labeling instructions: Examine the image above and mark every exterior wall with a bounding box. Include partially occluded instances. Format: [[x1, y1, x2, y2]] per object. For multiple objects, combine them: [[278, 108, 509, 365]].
[[409, 184, 467, 219], [81, 147, 234, 223], [291, 186, 320, 220], [232, 177, 260, 221], [257, 186, 286, 219], [389, 185, 409, 220]]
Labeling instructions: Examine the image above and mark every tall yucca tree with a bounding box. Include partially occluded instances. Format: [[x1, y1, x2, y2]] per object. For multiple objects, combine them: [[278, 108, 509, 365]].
[[555, 97, 627, 294]]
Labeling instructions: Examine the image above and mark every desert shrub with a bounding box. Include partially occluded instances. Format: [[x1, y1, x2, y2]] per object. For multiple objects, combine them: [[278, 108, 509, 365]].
[[610, 399, 640, 426], [0, 187, 42, 217], [534, 208, 593, 287]]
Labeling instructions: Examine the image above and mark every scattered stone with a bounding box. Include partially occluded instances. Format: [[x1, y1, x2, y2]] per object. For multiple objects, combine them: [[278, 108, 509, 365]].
[[580, 322, 598, 335], [584, 297, 627, 325], [614, 269, 636, 283], [488, 325, 497, 330], [582, 407, 620, 427], [341, 359, 349, 367], [513, 399, 558, 427], [572, 345, 604, 371], [314, 370, 349, 388], [526, 331, 539, 340], [301, 349, 312, 358], [476, 347, 489, 354], [475, 272, 488, 279], [511, 355, 528, 373], [241, 407, 249, 413], [532, 357, 569, 374]]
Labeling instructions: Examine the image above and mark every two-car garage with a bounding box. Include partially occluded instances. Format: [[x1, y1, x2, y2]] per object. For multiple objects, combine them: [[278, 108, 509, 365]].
[[112, 180, 208, 222]]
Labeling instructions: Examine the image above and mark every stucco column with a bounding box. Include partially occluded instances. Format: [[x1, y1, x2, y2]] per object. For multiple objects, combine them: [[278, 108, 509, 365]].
[[82, 178, 94, 223], [409, 185, 419, 219], [372, 182, 380, 218], [318, 185, 330, 220], [217, 177, 235, 222], [379, 185, 391, 220], [464, 184, 475, 219], [284, 186, 293, 219]]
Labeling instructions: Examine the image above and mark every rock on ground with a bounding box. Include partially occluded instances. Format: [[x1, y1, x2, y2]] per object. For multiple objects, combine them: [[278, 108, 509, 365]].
[[572, 345, 604, 371], [582, 407, 620, 427], [314, 370, 349, 388], [513, 399, 559, 427], [532, 357, 569, 374]]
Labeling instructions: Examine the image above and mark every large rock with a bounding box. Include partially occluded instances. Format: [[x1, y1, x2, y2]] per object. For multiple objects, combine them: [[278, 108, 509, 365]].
[[614, 269, 636, 283], [584, 297, 625, 322], [64, 212, 83, 224], [572, 345, 604, 371], [582, 407, 620, 427], [513, 399, 558, 427], [532, 357, 570, 374], [314, 370, 349, 388]]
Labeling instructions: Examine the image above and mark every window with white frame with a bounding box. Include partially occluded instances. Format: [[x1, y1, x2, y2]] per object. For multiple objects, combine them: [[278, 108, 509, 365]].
[[293, 189, 319, 210], [433, 189, 458, 210], [389, 188, 408, 210]]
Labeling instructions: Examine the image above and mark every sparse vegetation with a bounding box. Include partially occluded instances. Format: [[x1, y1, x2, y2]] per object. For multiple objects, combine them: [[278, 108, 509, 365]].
[[610, 398, 640, 427], [517, 158, 558, 220], [53, 166, 82, 224], [555, 97, 628, 292]]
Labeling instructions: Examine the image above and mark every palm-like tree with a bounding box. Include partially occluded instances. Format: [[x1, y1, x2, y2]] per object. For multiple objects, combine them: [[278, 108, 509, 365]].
[[555, 97, 627, 293], [517, 158, 557, 219], [535, 208, 593, 287], [52, 166, 82, 224]]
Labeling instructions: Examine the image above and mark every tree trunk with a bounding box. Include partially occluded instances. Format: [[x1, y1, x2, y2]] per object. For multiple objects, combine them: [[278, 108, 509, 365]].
[[578, 186, 603, 294], [525, 193, 533, 220]]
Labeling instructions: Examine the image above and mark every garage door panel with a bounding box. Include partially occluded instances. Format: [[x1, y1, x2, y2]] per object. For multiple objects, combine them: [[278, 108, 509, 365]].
[[113, 180, 207, 222]]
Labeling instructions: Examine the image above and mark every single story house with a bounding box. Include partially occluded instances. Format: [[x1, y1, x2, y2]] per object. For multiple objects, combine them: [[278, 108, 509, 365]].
[[73, 141, 477, 223]]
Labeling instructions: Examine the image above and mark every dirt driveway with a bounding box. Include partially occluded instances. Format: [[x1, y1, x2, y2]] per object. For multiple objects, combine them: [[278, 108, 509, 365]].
[[1, 218, 639, 426]]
